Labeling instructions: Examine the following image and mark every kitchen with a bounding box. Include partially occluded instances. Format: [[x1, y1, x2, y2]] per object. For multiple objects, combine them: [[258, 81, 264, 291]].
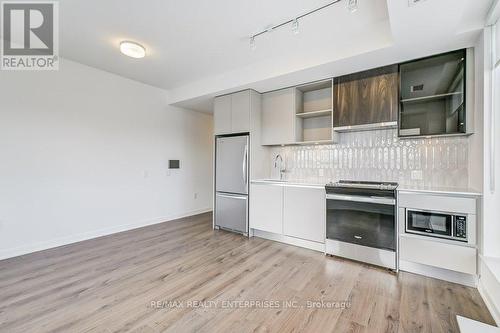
[[214, 48, 480, 287]]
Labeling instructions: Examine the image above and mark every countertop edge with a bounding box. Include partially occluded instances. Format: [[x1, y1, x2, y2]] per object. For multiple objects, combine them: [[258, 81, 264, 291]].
[[250, 180, 325, 189], [397, 187, 482, 197]]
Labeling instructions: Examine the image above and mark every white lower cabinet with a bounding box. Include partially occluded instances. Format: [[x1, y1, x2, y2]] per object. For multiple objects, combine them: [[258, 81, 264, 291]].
[[249, 183, 283, 234], [250, 183, 325, 245], [398, 191, 479, 281], [283, 186, 325, 243], [400, 235, 477, 275]]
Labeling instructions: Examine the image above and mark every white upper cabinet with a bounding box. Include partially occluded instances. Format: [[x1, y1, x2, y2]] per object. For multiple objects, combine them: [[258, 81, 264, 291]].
[[231, 90, 251, 133], [214, 90, 251, 135], [283, 186, 325, 243], [261, 88, 297, 145], [214, 94, 232, 135]]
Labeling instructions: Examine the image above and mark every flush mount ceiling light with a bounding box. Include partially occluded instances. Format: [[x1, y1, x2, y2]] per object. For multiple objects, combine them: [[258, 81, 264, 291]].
[[249, 0, 357, 50], [119, 41, 146, 58]]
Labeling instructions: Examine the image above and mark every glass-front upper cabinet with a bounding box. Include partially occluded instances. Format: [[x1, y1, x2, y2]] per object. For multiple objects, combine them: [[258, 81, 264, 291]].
[[399, 49, 466, 137]]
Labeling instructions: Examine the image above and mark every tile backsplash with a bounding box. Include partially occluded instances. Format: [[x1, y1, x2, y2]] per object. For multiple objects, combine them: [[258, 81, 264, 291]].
[[270, 129, 469, 188]]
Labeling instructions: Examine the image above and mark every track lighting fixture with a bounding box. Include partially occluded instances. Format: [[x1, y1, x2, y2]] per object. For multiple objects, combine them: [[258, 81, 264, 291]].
[[249, 0, 357, 50]]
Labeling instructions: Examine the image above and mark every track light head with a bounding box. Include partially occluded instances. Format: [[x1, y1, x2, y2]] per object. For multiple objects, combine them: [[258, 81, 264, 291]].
[[291, 19, 300, 35], [247, 1, 353, 51], [250, 36, 256, 50], [347, 0, 358, 13]]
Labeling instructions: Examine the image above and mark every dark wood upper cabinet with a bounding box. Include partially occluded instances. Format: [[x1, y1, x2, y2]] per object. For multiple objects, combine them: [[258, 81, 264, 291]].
[[333, 65, 399, 128]]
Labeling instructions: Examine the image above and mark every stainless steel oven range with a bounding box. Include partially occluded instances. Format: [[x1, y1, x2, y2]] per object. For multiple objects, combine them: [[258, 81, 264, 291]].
[[325, 180, 398, 270]]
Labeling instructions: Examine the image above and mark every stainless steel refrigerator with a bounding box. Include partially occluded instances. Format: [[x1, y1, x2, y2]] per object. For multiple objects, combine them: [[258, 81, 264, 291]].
[[215, 135, 249, 235]]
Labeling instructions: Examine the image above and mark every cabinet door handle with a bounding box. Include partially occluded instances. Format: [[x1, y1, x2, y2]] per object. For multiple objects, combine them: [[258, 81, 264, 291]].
[[354, 235, 362, 239]]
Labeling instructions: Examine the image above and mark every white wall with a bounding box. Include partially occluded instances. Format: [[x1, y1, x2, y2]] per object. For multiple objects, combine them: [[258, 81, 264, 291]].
[[0, 59, 213, 260], [470, 32, 486, 260], [480, 27, 500, 259], [475, 25, 500, 325]]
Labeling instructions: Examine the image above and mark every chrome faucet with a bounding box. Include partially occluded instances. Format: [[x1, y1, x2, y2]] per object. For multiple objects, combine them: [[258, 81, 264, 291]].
[[274, 154, 286, 180]]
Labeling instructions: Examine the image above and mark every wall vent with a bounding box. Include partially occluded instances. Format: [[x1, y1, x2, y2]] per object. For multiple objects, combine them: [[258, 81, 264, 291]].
[[410, 84, 424, 92]]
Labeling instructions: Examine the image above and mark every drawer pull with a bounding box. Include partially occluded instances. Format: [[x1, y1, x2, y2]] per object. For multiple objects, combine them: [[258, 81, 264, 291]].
[[354, 235, 362, 239]]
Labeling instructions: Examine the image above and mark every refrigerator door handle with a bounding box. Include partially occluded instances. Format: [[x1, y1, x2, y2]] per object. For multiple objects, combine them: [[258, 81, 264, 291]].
[[243, 144, 248, 186], [216, 193, 247, 200]]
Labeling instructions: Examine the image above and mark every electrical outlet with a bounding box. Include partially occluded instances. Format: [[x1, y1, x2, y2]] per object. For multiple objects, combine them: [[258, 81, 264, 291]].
[[319, 169, 324, 177], [411, 170, 423, 180], [143, 170, 149, 178], [194, 193, 198, 199]]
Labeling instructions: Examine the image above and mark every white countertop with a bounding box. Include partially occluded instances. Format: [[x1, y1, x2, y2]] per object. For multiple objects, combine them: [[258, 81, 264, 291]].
[[251, 180, 482, 196], [397, 185, 482, 197], [250, 179, 325, 189]]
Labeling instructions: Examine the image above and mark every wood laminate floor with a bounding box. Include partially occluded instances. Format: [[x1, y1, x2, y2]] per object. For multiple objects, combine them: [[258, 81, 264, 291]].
[[0, 212, 495, 333]]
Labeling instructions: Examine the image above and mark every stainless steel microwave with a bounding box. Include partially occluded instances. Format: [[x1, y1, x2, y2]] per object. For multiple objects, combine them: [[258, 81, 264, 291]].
[[405, 209, 468, 242]]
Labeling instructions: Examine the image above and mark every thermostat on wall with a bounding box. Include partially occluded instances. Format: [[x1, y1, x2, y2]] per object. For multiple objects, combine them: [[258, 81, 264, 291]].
[[169, 160, 180, 169]]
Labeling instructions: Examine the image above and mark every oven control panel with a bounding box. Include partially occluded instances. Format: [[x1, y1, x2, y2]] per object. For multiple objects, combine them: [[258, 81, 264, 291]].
[[454, 215, 467, 239]]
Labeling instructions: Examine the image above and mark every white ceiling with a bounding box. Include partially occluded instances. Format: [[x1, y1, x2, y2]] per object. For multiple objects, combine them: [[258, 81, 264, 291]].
[[61, 0, 387, 89], [58, 0, 494, 112]]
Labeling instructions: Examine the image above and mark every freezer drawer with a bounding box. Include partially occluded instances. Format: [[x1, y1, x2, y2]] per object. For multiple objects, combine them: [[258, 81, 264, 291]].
[[216, 136, 248, 195], [215, 193, 248, 234]]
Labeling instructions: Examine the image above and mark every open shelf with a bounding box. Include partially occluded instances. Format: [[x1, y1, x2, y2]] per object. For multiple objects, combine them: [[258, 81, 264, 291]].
[[296, 109, 332, 118], [296, 80, 332, 92], [294, 139, 333, 146], [401, 92, 463, 104], [295, 79, 333, 143]]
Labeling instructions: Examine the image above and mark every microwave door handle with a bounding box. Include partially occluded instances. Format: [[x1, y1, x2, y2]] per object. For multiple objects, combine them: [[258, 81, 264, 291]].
[[451, 215, 455, 237]]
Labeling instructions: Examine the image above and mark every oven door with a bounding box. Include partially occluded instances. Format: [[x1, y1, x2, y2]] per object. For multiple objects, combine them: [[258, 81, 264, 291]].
[[326, 194, 396, 251], [406, 209, 452, 237]]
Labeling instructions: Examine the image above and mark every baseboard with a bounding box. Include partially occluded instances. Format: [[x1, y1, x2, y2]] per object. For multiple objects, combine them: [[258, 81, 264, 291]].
[[0, 208, 212, 261], [326, 239, 396, 270], [252, 229, 325, 253], [399, 260, 477, 287], [478, 256, 500, 326]]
